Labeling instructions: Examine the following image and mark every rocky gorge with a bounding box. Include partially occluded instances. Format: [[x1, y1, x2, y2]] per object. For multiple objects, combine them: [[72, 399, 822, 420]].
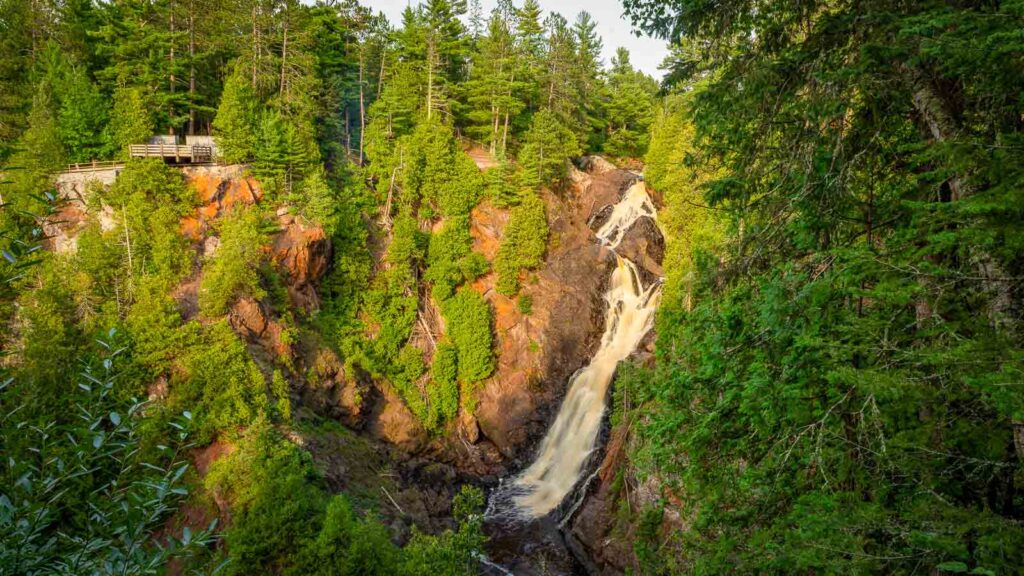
[[48, 154, 666, 574]]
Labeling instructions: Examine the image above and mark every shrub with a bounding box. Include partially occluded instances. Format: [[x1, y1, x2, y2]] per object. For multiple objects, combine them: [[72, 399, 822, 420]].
[[440, 289, 494, 384], [171, 320, 269, 441], [517, 293, 533, 315], [494, 193, 548, 295], [199, 207, 268, 317], [428, 342, 460, 428]]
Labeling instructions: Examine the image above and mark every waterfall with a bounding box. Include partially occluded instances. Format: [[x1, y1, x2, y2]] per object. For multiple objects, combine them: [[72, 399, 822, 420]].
[[494, 179, 661, 520]]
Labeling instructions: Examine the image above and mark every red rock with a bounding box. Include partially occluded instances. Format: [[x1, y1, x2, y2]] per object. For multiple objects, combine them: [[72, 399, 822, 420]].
[[270, 219, 332, 312]]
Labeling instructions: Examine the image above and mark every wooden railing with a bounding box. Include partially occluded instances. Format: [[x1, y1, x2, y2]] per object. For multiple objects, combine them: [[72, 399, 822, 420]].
[[65, 160, 123, 173], [128, 144, 195, 159]]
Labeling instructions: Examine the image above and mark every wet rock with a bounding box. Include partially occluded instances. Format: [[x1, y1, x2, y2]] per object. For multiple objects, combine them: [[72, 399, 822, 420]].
[[615, 215, 664, 282], [469, 160, 641, 466]]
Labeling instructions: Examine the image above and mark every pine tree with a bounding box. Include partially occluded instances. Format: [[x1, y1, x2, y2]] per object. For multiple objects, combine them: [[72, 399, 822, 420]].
[[603, 48, 657, 158], [519, 108, 580, 189], [108, 87, 154, 159], [213, 62, 259, 163], [571, 11, 605, 149]]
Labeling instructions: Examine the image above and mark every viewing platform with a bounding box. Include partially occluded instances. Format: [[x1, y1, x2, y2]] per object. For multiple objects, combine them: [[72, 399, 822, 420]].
[[128, 135, 216, 164]]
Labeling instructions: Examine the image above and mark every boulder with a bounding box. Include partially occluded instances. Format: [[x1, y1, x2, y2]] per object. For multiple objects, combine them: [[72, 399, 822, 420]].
[[614, 215, 664, 282]]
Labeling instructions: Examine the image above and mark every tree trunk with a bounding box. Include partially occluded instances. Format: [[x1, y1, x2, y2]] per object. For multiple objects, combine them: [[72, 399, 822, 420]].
[[906, 67, 1014, 330], [252, 5, 259, 89], [359, 48, 366, 165], [280, 14, 288, 101], [188, 5, 196, 134], [169, 3, 176, 135]]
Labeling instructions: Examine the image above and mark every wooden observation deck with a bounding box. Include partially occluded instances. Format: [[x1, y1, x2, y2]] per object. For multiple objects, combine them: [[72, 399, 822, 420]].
[[129, 135, 216, 163]]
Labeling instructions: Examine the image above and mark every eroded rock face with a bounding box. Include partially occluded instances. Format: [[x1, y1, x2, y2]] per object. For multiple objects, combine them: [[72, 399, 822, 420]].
[[368, 384, 428, 453], [227, 297, 291, 359], [47, 168, 120, 253], [465, 159, 645, 470], [301, 347, 372, 429], [179, 164, 262, 240], [270, 216, 332, 312], [616, 215, 665, 283]]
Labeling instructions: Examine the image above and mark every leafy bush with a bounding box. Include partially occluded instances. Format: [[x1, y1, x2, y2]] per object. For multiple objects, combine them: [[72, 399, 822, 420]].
[[440, 289, 494, 385], [494, 193, 548, 295], [170, 320, 269, 442], [0, 344, 214, 575], [199, 207, 268, 317]]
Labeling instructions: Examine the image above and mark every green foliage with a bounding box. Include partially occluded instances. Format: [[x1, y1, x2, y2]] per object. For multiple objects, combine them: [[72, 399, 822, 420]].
[[518, 108, 581, 190], [603, 48, 657, 158], [199, 207, 269, 317], [0, 345, 214, 575], [428, 342, 460, 428], [252, 110, 319, 197], [494, 192, 548, 295], [101, 159, 194, 286], [171, 320, 268, 442], [108, 87, 153, 160], [56, 65, 109, 162], [126, 276, 191, 379], [516, 293, 533, 315], [213, 63, 259, 164], [621, 1, 1024, 572], [425, 216, 476, 302], [440, 289, 494, 385], [399, 485, 486, 576], [207, 423, 485, 576]]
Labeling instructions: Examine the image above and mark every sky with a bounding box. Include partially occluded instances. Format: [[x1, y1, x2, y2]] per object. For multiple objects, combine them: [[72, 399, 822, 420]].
[[366, 0, 670, 79]]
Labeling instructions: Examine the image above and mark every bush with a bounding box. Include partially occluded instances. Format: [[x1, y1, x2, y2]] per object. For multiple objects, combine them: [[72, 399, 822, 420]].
[[440, 289, 494, 384], [425, 216, 473, 302], [199, 207, 268, 317], [428, 342, 460, 428], [171, 320, 269, 442], [494, 193, 548, 295], [517, 293, 533, 315]]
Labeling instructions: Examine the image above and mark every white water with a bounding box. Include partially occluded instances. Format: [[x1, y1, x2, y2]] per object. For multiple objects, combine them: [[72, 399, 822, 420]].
[[499, 179, 661, 519], [595, 180, 657, 249]]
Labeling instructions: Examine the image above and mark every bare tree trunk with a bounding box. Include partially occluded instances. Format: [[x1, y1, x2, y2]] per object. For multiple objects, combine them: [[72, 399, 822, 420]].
[[169, 3, 176, 135], [501, 70, 515, 153], [359, 48, 366, 165], [426, 40, 435, 120], [280, 14, 288, 101], [251, 5, 259, 89], [188, 5, 196, 134]]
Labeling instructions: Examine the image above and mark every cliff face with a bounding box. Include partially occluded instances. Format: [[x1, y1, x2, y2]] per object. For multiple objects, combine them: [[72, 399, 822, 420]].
[[48, 158, 667, 571]]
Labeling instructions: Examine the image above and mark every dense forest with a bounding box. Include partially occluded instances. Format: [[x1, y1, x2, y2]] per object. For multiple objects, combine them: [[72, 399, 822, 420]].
[[1, 0, 1022, 574]]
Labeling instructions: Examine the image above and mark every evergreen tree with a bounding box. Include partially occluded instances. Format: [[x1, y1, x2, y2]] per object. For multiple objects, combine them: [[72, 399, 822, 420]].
[[603, 48, 657, 158], [519, 108, 580, 189], [213, 61, 259, 163], [107, 87, 154, 159]]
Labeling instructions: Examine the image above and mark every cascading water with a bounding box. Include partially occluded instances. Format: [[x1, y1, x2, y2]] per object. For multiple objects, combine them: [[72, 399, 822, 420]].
[[490, 179, 662, 521]]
